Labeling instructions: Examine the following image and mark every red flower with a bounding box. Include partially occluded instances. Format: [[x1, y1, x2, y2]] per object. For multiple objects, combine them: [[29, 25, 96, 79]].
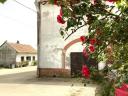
[[57, 15, 65, 24], [82, 65, 90, 78], [80, 36, 86, 42], [83, 48, 89, 58], [90, 38, 96, 45], [106, 0, 117, 2], [89, 45, 95, 53]]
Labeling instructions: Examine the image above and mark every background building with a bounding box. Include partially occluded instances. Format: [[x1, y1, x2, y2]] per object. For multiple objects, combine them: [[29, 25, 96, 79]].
[[0, 41, 37, 68]]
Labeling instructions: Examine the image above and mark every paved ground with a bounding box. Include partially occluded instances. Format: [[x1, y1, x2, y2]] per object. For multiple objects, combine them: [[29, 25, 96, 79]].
[[0, 66, 97, 96]]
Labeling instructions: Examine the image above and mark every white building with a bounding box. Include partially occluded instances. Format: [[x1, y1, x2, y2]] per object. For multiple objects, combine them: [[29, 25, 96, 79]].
[[0, 41, 37, 68], [36, 0, 89, 77]]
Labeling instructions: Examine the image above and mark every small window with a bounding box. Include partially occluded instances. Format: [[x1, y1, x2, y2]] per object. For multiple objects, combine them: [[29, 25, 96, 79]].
[[21, 56, 24, 61], [26, 56, 31, 61], [33, 56, 35, 61]]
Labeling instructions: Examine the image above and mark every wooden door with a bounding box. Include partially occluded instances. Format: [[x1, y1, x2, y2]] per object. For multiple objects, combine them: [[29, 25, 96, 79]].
[[70, 52, 85, 77]]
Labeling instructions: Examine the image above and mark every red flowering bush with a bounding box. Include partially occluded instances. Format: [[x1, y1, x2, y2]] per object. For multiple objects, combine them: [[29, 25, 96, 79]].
[[83, 48, 89, 58], [80, 36, 86, 42], [57, 7, 65, 24], [49, 0, 128, 95], [90, 38, 96, 45], [89, 45, 95, 53], [81, 37, 96, 54], [82, 65, 90, 79], [57, 15, 65, 24]]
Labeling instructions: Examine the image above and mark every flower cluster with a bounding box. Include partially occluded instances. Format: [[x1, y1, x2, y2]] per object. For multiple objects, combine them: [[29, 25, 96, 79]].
[[83, 48, 89, 58], [82, 65, 90, 78], [89, 45, 95, 53], [49, 0, 128, 95], [80, 36, 86, 43], [80, 36, 96, 58], [57, 7, 65, 24]]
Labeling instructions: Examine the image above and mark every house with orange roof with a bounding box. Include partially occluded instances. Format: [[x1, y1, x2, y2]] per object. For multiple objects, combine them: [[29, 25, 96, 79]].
[[0, 41, 37, 68]]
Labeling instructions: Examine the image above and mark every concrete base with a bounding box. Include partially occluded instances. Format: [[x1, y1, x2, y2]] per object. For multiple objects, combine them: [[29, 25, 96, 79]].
[[37, 68, 71, 77]]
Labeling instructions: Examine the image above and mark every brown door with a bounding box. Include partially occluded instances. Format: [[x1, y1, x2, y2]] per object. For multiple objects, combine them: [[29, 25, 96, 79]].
[[70, 52, 85, 77]]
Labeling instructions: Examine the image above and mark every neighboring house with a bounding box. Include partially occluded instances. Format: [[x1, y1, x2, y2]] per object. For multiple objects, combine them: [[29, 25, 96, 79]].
[[35, 0, 89, 77], [0, 41, 37, 68]]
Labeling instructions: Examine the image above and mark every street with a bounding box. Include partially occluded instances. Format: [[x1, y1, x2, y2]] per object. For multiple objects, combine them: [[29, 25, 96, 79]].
[[0, 66, 96, 96]]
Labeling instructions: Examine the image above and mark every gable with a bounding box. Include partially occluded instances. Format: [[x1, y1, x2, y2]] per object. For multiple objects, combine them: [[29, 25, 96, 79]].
[[0, 41, 16, 52]]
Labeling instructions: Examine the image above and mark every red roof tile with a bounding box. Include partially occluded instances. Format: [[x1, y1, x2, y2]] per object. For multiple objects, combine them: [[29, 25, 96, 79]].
[[8, 43, 37, 54]]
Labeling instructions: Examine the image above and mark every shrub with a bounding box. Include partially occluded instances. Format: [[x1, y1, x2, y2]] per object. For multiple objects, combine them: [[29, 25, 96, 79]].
[[31, 61, 37, 66]]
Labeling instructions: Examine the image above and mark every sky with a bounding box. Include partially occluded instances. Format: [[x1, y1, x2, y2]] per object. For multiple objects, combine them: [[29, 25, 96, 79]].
[[0, 0, 37, 48]]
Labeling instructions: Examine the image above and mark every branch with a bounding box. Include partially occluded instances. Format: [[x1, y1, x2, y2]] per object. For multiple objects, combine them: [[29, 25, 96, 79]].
[[64, 24, 86, 40], [105, 6, 118, 17], [99, 6, 119, 20]]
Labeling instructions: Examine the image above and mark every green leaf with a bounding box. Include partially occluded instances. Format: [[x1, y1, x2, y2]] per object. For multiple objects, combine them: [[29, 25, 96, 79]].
[[66, 18, 77, 31], [0, 0, 6, 3], [48, 0, 54, 4], [60, 31, 64, 36]]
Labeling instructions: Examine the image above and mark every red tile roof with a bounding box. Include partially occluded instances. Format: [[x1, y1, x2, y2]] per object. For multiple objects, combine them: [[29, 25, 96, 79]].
[[8, 43, 37, 54]]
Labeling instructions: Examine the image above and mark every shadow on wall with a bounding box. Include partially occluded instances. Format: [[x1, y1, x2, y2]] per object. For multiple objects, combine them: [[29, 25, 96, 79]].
[[65, 56, 70, 68]]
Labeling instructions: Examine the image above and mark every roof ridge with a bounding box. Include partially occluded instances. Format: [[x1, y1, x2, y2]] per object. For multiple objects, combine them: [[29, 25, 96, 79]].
[[7, 42, 37, 54], [8, 42, 31, 46]]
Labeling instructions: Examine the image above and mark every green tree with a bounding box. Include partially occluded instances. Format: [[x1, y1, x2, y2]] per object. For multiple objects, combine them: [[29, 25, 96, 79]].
[[49, 0, 128, 68], [49, 0, 128, 95]]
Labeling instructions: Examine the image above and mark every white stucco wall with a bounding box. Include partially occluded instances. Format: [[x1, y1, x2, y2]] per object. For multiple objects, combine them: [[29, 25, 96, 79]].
[[16, 53, 37, 63], [39, 4, 88, 69]]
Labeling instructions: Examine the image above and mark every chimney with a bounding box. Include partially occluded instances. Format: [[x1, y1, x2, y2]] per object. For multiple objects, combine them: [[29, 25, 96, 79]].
[[16, 40, 20, 44]]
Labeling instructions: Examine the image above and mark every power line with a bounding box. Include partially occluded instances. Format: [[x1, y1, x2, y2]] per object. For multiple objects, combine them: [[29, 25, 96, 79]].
[[13, 0, 37, 13]]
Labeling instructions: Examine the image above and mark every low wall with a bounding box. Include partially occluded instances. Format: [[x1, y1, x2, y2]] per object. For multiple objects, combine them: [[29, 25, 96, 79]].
[[37, 68, 71, 77]]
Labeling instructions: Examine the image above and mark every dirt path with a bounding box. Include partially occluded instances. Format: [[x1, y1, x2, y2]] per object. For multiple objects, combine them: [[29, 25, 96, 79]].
[[0, 66, 97, 96]]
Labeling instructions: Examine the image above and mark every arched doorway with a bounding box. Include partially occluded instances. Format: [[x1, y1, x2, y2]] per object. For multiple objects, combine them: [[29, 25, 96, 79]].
[[62, 38, 81, 68], [62, 38, 97, 77], [62, 38, 86, 76]]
